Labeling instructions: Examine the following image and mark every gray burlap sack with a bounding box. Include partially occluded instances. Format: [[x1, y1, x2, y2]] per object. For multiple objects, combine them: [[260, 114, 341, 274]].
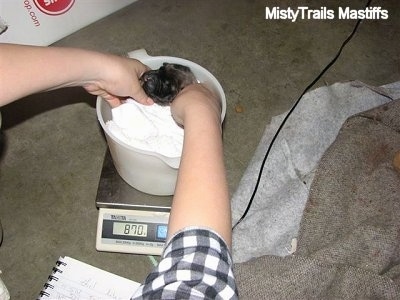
[[234, 99, 400, 299]]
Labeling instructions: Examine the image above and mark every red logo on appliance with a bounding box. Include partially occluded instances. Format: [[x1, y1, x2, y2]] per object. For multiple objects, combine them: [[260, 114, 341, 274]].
[[33, 0, 75, 16]]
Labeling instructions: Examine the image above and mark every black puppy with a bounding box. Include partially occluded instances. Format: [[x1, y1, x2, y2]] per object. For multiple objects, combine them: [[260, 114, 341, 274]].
[[140, 63, 197, 106]]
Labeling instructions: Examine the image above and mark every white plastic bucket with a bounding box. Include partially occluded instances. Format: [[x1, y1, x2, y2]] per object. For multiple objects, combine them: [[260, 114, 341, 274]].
[[96, 49, 226, 195]]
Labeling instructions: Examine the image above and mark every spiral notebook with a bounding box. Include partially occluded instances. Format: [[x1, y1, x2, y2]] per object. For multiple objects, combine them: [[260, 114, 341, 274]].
[[38, 256, 140, 299]]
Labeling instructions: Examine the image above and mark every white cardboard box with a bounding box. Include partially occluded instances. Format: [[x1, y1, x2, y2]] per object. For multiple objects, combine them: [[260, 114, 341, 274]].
[[0, 0, 137, 46]]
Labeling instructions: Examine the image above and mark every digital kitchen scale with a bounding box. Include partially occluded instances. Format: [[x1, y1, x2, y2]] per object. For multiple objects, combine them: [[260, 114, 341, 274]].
[[95, 150, 172, 255]]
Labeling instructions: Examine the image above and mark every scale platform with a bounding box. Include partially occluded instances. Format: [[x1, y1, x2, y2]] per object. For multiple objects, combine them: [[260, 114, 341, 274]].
[[95, 150, 172, 255], [95, 150, 172, 212]]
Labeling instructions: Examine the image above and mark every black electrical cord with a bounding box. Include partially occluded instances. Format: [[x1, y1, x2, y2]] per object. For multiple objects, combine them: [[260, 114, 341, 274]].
[[232, 0, 373, 230]]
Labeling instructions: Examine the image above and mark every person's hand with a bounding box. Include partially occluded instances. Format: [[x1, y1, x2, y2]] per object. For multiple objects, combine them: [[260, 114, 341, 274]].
[[171, 83, 221, 127], [0, 44, 154, 107], [83, 55, 154, 107]]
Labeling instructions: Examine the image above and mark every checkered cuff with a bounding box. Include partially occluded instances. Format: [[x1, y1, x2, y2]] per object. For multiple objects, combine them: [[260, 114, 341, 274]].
[[131, 227, 238, 299]]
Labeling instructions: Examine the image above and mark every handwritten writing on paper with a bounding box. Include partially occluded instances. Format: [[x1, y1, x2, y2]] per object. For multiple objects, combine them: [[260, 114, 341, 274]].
[[38, 256, 140, 299]]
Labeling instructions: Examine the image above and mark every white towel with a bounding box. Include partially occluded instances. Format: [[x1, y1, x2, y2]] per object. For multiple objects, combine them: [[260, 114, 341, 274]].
[[106, 99, 183, 158]]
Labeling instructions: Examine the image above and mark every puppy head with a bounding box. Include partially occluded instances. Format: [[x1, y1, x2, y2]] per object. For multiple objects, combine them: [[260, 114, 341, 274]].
[[140, 63, 196, 105]]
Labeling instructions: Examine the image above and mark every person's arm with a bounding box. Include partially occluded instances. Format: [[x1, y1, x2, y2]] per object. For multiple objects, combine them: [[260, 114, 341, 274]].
[[168, 84, 231, 247], [0, 43, 153, 107], [132, 84, 237, 299]]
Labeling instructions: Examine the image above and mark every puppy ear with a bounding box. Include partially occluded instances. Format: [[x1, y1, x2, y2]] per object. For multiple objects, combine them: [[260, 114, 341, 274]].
[[171, 64, 191, 73]]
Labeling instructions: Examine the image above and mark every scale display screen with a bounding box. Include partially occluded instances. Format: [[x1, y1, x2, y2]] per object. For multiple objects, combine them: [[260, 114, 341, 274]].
[[110, 221, 168, 240], [96, 208, 170, 255], [113, 222, 148, 237]]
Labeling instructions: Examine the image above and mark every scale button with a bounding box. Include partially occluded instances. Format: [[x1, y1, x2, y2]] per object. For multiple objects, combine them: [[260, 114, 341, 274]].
[[156, 224, 168, 240]]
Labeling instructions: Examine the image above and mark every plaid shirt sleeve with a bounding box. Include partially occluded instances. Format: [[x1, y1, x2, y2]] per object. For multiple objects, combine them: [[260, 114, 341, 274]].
[[131, 227, 238, 299]]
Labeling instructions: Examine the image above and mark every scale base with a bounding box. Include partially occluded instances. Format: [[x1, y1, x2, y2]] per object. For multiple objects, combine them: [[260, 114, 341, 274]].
[[95, 150, 172, 255], [96, 208, 169, 256]]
